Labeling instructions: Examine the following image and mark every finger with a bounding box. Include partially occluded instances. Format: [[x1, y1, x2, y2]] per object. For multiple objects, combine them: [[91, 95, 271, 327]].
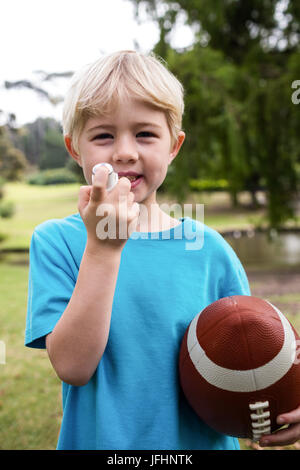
[[260, 422, 300, 447], [114, 179, 132, 210], [117, 176, 131, 195], [127, 191, 135, 206], [277, 404, 300, 426], [117, 194, 138, 219], [90, 167, 109, 203], [77, 185, 91, 212]]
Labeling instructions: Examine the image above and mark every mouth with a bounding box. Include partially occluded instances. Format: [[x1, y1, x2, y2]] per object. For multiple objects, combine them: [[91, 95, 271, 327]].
[[118, 172, 143, 186], [125, 175, 140, 182]]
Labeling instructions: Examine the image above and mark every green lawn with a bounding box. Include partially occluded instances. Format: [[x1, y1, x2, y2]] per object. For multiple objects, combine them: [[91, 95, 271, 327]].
[[0, 183, 81, 250], [0, 253, 61, 450]]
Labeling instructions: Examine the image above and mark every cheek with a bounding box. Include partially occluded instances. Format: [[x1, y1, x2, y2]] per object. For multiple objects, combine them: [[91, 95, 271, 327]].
[[77, 143, 107, 182], [81, 164, 92, 185], [145, 146, 170, 172], [145, 159, 169, 188], [77, 152, 96, 184]]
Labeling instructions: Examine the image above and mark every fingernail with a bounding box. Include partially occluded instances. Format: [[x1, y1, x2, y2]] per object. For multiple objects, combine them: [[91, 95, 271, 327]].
[[277, 416, 285, 425]]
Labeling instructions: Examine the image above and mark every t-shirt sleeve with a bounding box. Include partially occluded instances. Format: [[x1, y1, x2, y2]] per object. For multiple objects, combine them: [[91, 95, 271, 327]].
[[223, 254, 251, 297], [217, 234, 251, 299], [25, 225, 76, 349]]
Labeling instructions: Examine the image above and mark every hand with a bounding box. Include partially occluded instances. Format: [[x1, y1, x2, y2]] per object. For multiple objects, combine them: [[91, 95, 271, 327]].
[[78, 166, 140, 249], [259, 405, 300, 447]]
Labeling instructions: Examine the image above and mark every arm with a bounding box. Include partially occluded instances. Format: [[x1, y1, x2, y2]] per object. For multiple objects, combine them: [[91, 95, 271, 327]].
[[46, 167, 139, 386], [46, 243, 121, 386]]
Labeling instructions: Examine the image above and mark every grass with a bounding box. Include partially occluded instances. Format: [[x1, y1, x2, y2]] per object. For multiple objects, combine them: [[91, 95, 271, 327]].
[[0, 252, 61, 450], [0, 182, 80, 250], [0, 182, 299, 450]]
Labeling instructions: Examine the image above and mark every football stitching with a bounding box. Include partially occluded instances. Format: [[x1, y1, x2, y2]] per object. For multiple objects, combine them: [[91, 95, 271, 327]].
[[249, 401, 271, 441]]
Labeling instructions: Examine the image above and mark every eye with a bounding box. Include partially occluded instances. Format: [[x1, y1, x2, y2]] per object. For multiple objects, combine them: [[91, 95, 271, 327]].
[[136, 131, 156, 138], [92, 133, 113, 140]]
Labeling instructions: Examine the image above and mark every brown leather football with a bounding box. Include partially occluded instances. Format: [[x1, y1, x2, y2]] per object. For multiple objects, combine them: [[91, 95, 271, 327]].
[[179, 295, 300, 440]]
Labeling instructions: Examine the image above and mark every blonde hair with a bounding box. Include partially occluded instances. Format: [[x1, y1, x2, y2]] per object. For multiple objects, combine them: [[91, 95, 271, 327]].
[[62, 50, 184, 153]]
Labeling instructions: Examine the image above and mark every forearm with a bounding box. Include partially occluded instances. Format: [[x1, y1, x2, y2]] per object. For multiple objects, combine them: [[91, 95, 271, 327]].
[[46, 242, 122, 386]]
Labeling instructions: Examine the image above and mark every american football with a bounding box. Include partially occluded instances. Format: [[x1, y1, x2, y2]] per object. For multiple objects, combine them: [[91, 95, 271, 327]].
[[179, 295, 300, 440]]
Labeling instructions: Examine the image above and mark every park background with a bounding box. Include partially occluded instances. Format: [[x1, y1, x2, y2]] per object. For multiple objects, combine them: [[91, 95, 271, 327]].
[[0, 0, 300, 450]]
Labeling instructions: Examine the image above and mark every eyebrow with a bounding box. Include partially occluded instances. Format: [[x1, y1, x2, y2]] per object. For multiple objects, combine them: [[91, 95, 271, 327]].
[[87, 122, 162, 133]]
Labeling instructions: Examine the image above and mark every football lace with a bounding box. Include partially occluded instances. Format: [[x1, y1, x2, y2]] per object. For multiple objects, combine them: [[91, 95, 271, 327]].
[[249, 401, 271, 441]]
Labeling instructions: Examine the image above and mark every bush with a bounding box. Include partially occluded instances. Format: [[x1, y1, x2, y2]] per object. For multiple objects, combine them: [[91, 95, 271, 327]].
[[0, 232, 7, 242], [0, 199, 15, 218], [27, 168, 79, 185], [189, 178, 229, 192], [0, 176, 5, 199]]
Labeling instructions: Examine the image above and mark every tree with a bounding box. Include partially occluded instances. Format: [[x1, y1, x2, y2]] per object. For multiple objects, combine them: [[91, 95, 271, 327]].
[[131, 0, 300, 228], [0, 126, 27, 181], [39, 127, 69, 170], [20, 118, 69, 169]]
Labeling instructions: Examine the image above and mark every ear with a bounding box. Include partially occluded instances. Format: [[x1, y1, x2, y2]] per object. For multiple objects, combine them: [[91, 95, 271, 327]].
[[169, 131, 185, 164], [64, 135, 82, 167]]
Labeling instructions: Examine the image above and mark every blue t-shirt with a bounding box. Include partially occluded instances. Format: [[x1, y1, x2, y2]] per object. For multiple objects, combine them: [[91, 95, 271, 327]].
[[25, 215, 250, 450]]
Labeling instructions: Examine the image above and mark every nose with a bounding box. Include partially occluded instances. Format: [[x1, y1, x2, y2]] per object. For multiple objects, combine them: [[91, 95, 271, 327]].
[[112, 135, 138, 165]]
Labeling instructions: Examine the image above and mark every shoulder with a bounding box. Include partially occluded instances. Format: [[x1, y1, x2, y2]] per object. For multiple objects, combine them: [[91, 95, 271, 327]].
[[186, 218, 246, 273], [34, 212, 83, 235], [188, 219, 250, 296], [32, 213, 84, 244], [30, 213, 86, 266], [185, 217, 236, 256], [203, 223, 235, 256]]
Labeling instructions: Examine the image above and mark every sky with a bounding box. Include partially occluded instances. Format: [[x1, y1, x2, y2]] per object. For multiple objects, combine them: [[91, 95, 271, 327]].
[[0, 0, 194, 127]]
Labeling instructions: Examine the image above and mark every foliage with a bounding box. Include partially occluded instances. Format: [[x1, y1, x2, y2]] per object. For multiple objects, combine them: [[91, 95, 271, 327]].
[[65, 157, 86, 184], [189, 178, 229, 192], [39, 128, 69, 170], [131, 0, 300, 228], [0, 177, 5, 199], [27, 167, 80, 185], [0, 126, 27, 181], [19, 117, 69, 169], [0, 128, 20, 229], [0, 200, 15, 218]]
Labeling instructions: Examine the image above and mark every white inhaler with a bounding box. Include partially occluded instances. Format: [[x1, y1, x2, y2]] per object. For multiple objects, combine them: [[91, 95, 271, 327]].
[[92, 163, 118, 191]]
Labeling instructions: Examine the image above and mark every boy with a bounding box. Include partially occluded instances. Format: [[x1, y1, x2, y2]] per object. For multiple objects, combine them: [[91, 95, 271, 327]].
[[25, 50, 300, 450]]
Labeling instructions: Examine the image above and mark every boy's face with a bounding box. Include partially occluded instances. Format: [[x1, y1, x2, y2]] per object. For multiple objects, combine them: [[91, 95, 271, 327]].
[[65, 98, 185, 206]]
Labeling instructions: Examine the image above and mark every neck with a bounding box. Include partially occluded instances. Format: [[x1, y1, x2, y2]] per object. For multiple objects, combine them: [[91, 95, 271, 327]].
[[135, 201, 180, 233]]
